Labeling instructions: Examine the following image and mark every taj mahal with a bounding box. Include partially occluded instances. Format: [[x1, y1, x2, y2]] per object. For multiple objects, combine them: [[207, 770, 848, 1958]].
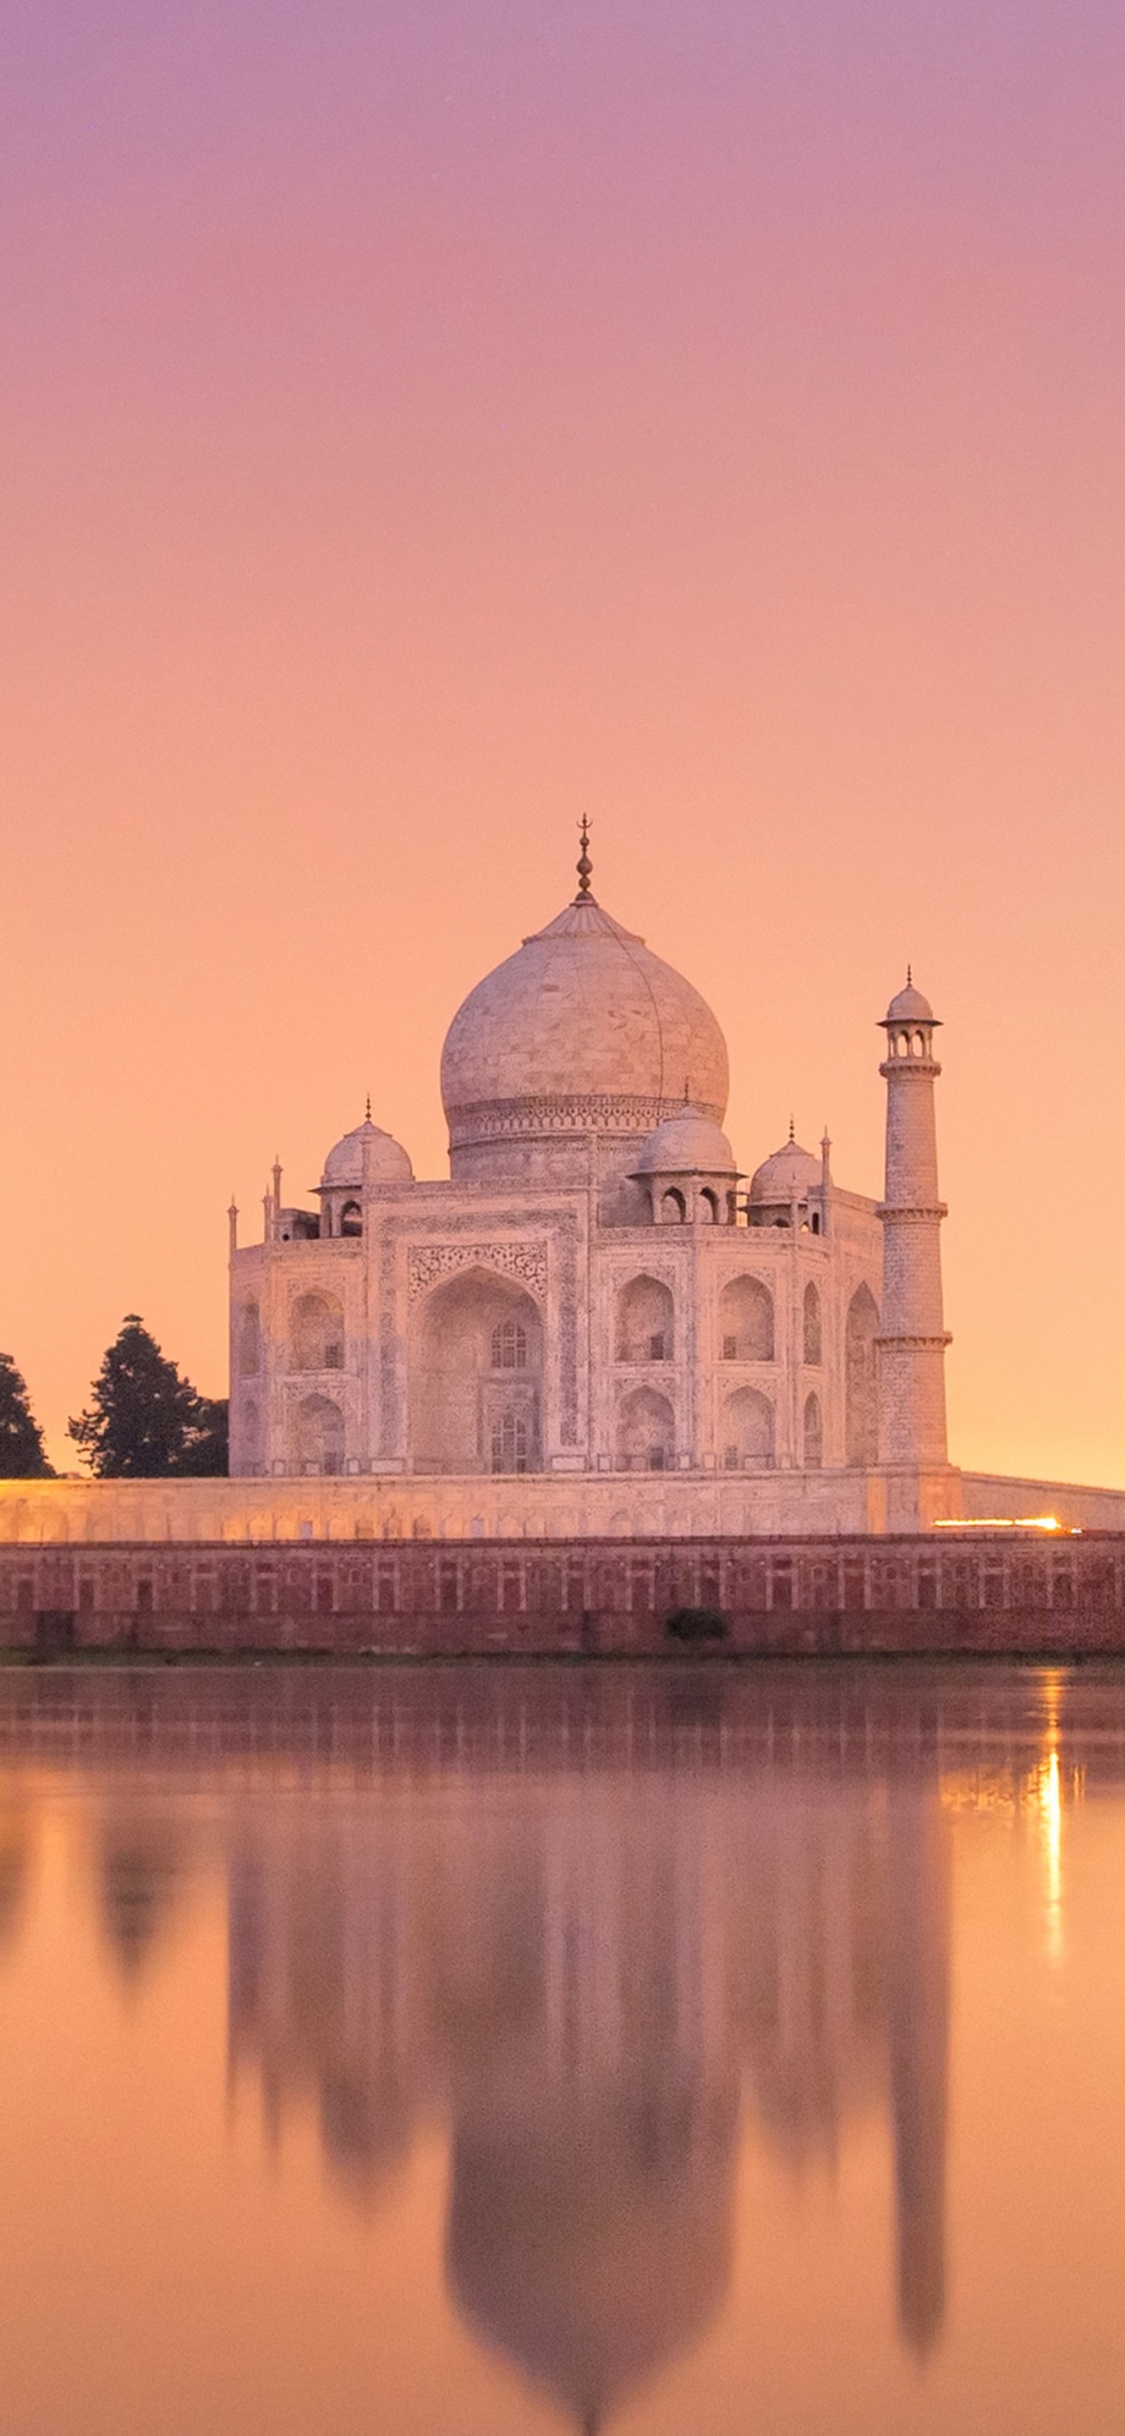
[[3, 827, 1124, 1555], [227, 829, 961, 1535]]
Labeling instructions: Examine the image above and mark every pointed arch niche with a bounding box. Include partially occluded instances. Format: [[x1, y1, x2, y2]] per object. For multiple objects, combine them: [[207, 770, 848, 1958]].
[[290, 1292, 344, 1374], [845, 1284, 879, 1465], [803, 1282, 822, 1367], [410, 1269, 543, 1474], [294, 1395, 344, 1475], [616, 1386, 675, 1471], [720, 1386, 775, 1470], [718, 1276, 774, 1364], [616, 1276, 675, 1365]]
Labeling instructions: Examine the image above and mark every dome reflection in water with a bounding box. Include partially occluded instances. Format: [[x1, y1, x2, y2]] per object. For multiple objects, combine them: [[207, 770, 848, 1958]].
[[218, 1671, 951, 2425]]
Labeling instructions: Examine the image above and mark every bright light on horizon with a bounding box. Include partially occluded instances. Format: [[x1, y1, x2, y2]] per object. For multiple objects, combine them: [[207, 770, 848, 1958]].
[[932, 1516, 1068, 1533]]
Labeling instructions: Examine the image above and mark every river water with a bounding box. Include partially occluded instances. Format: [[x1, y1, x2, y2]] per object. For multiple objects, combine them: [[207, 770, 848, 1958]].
[[0, 1661, 1122, 2436]]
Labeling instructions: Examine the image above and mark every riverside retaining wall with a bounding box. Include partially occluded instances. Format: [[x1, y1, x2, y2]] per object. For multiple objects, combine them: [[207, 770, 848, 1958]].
[[3, 1533, 1125, 1658]]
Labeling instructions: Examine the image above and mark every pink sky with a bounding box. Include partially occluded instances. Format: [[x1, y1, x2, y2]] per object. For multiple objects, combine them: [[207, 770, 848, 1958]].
[[2, 0, 1124, 1480]]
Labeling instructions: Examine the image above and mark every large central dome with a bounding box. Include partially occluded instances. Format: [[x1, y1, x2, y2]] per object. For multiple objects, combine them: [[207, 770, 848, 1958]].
[[441, 895, 729, 1179]]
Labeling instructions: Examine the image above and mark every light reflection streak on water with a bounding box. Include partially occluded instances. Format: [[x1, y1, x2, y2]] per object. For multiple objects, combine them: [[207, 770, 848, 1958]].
[[1038, 1746, 1063, 1964], [1032, 1674, 1065, 1966]]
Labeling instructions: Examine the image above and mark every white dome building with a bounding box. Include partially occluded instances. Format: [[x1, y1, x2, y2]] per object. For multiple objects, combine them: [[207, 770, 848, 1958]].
[[228, 848, 951, 1528]]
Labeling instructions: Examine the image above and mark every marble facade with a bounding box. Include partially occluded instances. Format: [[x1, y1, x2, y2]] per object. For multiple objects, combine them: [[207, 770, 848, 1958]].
[[228, 849, 960, 1528]]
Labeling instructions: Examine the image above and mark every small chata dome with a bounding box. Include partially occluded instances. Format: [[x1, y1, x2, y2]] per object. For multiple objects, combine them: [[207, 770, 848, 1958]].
[[321, 1118, 413, 1192], [884, 976, 935, 1025], [748, 1136, 821, 1205], [635, 1108, 737, 1176]]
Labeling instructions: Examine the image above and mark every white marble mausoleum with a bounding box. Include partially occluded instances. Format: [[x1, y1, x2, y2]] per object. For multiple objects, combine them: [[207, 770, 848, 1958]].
[[227, 836, 960, 1531]]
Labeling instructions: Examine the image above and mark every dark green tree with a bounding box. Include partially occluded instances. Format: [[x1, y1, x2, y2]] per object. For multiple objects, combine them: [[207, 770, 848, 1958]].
[[68, 1316, 228, 1479], [0, 1353, 54, 1478], [177, 1392, 229, 1477]]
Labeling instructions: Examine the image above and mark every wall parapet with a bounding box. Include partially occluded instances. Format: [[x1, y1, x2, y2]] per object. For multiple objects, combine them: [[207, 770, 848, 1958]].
[[0, 1465, 954, 1546]]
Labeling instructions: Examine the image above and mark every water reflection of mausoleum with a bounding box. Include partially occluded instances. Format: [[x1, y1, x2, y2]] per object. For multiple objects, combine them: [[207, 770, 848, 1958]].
[[225, 1707, 951, 2416]]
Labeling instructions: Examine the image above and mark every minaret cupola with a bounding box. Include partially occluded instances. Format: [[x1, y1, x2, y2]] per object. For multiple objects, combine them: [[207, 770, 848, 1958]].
[[882, 971, 939, 1064]]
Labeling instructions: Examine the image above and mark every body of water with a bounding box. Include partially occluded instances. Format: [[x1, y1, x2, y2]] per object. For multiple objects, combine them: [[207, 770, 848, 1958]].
[[0, 1662, 1121, 2435]]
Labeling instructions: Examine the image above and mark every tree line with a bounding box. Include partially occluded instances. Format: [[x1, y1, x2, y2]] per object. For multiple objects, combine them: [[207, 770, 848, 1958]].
[[0, 1318, 227, 1479]]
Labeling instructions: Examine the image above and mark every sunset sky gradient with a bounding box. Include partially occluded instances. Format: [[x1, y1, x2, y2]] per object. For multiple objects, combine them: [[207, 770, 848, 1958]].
[[3, 0, 1124, 1478]]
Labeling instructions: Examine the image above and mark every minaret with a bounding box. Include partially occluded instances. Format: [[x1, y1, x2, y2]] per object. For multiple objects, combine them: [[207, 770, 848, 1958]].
[[877, 976, 955, 1516]]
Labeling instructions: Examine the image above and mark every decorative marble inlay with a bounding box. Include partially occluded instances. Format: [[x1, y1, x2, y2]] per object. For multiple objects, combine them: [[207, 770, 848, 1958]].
[[449, 1092, 724, 1140], [407, 1241, 549, 1304]]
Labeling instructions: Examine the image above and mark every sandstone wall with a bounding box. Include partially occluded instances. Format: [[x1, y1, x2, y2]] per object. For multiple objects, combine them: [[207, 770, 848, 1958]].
[[960, 1473, 1125, 1529], [3, 1531, 1124, 1658]]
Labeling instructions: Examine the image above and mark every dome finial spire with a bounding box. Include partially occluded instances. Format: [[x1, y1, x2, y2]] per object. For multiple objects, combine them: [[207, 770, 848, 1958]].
[[575, 816, 593, 900], [907, 961, 913, 985], [365, 1093, 372, 1122], [788, 1113, 795, 1143]]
